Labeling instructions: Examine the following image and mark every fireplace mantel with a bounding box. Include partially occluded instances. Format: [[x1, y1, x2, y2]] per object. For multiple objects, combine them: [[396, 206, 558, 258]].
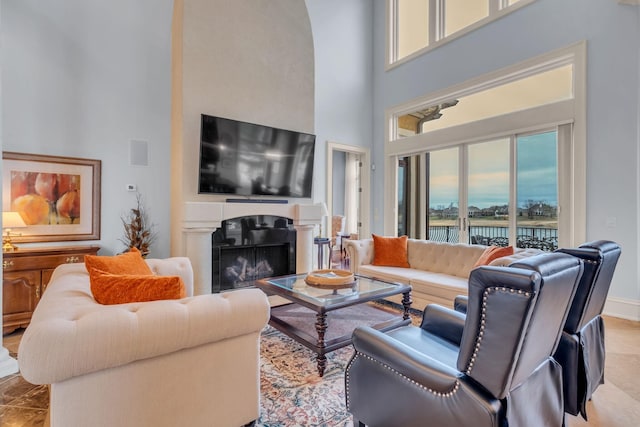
[[181, 201, 325, 294]]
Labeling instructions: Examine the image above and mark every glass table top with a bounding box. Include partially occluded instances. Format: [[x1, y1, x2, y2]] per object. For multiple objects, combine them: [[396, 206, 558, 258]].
[[258, 273, 409, 308]]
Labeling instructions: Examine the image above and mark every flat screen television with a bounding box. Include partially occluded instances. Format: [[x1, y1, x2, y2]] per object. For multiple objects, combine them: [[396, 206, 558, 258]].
[[198, 114, 315, 198]]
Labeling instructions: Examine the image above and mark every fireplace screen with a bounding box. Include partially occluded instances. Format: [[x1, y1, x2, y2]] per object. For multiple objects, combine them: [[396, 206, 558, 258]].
[[212, 215, 295, 292]]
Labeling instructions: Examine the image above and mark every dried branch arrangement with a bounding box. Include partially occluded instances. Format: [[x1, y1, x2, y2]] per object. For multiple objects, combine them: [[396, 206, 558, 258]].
[[119, 192, 157, 257]]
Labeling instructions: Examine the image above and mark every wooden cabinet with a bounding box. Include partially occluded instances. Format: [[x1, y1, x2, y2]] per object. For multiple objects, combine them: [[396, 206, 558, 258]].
[[3, 245, 99, 335]]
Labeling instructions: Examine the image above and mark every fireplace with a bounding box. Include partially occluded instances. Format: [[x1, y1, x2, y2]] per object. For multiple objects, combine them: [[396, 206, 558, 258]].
[[212, 215, 296, 291], [181, 201, 325, 295]]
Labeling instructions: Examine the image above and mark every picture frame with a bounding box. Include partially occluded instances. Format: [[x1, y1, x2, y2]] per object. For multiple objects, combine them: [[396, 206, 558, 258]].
[[2, 152, 101, 242]]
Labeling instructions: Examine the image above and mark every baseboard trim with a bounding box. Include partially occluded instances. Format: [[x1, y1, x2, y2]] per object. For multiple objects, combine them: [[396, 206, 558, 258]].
[[603, 296, 640, 321]]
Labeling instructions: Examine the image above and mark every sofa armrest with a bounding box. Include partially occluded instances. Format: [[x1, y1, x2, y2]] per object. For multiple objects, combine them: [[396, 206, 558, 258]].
[[18, 264, 270, 385], [344, 238, 374, 273], [146, 257, 195, 296], [488, 248, 543, 267]]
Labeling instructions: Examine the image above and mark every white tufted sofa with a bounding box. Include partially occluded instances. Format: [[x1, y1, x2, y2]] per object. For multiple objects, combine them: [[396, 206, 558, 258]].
[[18, 257, 270, 427], [345, 238, 541, 310]]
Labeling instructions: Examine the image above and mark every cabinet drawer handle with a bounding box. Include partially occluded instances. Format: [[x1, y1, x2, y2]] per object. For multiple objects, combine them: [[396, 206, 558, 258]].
[[65, 256, 80, 263], [3, 260, 14, 269]]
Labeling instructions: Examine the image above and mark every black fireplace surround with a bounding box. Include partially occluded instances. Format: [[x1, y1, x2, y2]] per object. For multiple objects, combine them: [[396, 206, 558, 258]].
[[212, 215, 296, 292]]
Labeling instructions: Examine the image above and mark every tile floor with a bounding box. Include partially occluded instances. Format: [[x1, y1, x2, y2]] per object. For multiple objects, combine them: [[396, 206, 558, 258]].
[[0, 316, 638, 426], [1, 331, 48, 426]]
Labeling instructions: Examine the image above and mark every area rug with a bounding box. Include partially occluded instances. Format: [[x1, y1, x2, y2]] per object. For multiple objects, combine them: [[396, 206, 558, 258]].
[[258, 325, 354, 426], [257, 301, 421, 427]]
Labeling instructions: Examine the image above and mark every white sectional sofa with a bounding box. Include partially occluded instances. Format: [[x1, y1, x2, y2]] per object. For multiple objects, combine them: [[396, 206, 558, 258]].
[[18, 257, 270, 427], [345, 238, 541, 310]]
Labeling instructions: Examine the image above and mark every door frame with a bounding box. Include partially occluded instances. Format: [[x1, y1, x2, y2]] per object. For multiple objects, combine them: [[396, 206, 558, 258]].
[[326, 141, 371, 240]]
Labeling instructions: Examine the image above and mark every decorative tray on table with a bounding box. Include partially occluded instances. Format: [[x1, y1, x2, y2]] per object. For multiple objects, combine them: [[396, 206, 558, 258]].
[[304, 269, 356, 289]]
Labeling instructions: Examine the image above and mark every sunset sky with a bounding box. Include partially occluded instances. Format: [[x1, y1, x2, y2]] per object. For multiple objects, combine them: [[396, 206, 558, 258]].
[[428, 131, 558, 210]]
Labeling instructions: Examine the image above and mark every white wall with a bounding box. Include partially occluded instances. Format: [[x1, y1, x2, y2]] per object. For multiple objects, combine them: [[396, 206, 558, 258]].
[[0, 0, 18, 378], [1, 0, 174, 258], [371, 0, 640, 317], [305, 0, 374, 206]]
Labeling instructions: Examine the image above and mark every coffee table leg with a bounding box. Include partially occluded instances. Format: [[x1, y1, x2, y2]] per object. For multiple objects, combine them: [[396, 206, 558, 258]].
[[315, 312, 327, 377], [402, 291, 412, 320]]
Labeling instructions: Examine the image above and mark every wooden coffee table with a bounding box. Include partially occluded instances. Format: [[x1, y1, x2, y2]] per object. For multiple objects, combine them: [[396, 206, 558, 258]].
[[256, 273, 412, 377]]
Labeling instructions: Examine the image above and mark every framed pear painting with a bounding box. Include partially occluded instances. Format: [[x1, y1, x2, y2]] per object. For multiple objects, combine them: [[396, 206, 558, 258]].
[[2, 152, 101, 242]]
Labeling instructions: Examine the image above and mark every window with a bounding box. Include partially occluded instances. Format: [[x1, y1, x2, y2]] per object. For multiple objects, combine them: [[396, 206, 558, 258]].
[[516, 131, 558, 250], [467, 138, 510, 245], [385, 43, 586, 249], [426, 148, 459, 241], [443, 0, 488, 37], [403, 132, 559, 251], [389, 0, 536, 66], [395, 64, 573, 138], [396, 0, 429, 61]]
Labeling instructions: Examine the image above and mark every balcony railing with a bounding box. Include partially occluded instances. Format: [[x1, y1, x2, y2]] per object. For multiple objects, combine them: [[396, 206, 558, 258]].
[[428, 225, 558, 251]]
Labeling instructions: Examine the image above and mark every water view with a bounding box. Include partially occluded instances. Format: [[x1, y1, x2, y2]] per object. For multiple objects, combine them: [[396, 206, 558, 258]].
[[404, 131, 559, 251]]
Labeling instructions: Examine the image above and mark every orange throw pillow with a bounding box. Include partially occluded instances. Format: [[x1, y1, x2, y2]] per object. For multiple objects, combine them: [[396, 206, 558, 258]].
[[474, 245, 515, 268], [89, 269, 186, 305], [372, 234, 410, 268], [84, 247, 153, 276]]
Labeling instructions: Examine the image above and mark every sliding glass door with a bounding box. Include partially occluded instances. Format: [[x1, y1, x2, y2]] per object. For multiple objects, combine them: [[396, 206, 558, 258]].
[[426, 147, 459, 242], [467, 138, 510, 246], [400, 129, 559, 250], [516, 131, 558, 250]]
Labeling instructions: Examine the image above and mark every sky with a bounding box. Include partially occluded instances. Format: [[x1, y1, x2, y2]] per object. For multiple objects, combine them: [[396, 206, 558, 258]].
[[428, 131, 558, 209]]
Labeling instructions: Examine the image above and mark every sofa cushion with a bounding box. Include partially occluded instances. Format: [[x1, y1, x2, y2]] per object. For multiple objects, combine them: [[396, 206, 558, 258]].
[[85, 247, 153, 276], [358, 264, 426, 285], [474, 245, 515, 267], [372, 234, 410, 268], [89, 269, 186, 305], [410, 273, 470, 300], [386, 325, 460, 367], [407, 240, 487, 279]]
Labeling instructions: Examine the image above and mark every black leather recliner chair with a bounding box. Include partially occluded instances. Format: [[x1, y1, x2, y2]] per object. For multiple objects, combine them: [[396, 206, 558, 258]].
[[553, 240, 621, 418], [453, 240, 621, 419], [345, 253, 583, 427]]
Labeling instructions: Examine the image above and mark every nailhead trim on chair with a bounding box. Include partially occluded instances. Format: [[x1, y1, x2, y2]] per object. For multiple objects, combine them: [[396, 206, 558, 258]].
[[345, 356, 354, 409], [464, 286, 532, 375], [345, 352, 461, 411]]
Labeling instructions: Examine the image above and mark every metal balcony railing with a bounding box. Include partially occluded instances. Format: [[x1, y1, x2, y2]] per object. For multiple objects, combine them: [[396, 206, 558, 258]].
[[427, 225, 558, 251]]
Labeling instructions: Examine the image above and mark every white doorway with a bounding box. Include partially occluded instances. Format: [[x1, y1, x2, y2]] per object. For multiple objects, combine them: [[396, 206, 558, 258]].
[[326, 142, 370, 243]]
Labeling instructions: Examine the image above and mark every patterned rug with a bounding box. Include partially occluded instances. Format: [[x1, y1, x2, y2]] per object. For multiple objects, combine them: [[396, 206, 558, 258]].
[[258, 325, 354, 427], [257, 302, 422, 427]]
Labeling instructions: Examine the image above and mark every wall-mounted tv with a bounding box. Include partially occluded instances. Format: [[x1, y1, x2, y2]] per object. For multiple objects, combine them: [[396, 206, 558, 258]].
[[198, 114, 316, 198]]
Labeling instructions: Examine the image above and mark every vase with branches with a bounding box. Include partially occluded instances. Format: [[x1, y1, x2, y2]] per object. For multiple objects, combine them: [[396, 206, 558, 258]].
[[119, 192, 157, 257]]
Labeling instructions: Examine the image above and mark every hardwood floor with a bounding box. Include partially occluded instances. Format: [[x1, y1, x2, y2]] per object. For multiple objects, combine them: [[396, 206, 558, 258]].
[[0, 312, 638, 426]]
